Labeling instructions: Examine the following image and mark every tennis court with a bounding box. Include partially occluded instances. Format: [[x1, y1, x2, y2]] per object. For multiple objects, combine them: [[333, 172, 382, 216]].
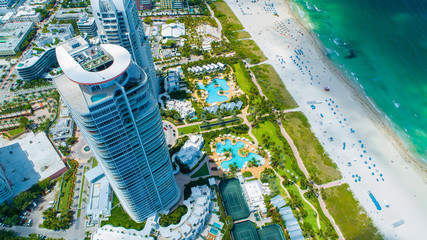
[[219, 178, 250, 220], [232, 221, 260, 240], [258, 224, 286, 240]]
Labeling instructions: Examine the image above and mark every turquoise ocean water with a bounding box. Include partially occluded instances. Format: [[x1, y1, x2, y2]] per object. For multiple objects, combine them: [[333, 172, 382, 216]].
[[288, 0, 427, 163]]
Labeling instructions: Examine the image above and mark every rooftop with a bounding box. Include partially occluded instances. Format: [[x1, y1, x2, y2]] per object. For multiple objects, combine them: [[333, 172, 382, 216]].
[[86, 166, 112, 224], [0, 132, 66, 196], [161, 23, 186, 38], [72, 46, 113, 72], [0, 22, 34, 52], [56, 43, 131, 85]]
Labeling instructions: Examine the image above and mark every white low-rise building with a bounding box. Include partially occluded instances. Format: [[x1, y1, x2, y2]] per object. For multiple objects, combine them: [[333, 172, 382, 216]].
[[13, 6, 42, 22], [161, 23, 186, 38], [204, 101, 243, 113], [176, 135, 204, 168], [157, 185, 212, 240], [50, 117, 74, 141], [166, 68, 180, 93], [34, 24, 74, 47], [165, 99, 195, 119], [85, 166, 112, 225], [243, 179, 268, 214], [92, 225, 155, 240], [94, 185, 215, 240], [187, 62, 226, 74]]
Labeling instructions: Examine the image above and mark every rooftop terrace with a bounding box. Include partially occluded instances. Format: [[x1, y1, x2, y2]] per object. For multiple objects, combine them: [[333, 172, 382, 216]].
[[72, 46, 113, 72]]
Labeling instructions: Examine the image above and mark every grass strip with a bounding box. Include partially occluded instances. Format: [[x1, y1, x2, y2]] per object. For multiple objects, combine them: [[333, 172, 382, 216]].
[[250, 64, 298, 110], [233, 62, 256, 94], [190, 162, 210, 178], [101, 194, 146, 230], [178, 124, 200, 135], [77, 166, 86, 217], [282, 112, 341, 184], [236, 31, 251, 39], [323, 184, 383, 240]]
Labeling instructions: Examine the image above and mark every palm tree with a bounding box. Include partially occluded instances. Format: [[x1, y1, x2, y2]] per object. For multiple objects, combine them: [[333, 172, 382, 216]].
[[216, 111, 223, 123], [232, 110, 237, 120], [201, 112, 207, 126]]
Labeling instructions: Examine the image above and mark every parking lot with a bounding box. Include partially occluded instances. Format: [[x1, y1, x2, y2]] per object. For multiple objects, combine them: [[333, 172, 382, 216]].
[[163, 120, 177, 148]]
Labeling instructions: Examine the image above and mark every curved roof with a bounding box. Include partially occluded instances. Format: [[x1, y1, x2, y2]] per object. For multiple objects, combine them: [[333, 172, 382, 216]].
[[56, 44, 131, 85]]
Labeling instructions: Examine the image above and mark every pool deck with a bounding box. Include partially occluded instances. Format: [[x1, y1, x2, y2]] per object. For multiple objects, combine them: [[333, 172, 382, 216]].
[[192, 73, 241, 106], [208, 136, 270, 179]]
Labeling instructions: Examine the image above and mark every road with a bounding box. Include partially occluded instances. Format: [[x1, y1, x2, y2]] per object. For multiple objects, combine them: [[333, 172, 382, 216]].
[[1, 164, 88, 239]]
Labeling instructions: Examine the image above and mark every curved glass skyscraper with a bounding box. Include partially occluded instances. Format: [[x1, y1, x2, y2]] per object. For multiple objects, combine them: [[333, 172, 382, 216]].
[[0, 169, 12, 205], [91, 0, 159, 98], [54, 39, 179, 222]]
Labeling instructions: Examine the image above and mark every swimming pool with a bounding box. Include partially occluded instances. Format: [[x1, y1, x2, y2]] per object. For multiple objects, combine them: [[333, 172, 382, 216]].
[[209, 228, 219, 235], [213, 222, 221, 229], [91, 93, 107, 103], [197, 78, 229, 104], [218, 139, 264, 170]]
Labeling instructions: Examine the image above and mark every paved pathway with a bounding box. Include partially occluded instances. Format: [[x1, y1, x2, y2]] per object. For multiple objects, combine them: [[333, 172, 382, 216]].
[[318, 180, 343, 189], [244, 63, 344, 239], [72, 131, 93, 163]]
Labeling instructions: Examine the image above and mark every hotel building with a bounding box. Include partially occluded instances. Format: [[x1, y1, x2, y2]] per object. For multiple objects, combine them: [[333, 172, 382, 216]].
[[54, 39, 180, 222]]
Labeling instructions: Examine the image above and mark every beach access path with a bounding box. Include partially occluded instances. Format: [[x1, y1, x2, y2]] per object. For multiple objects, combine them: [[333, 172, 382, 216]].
[[243, 64, 345, 239]]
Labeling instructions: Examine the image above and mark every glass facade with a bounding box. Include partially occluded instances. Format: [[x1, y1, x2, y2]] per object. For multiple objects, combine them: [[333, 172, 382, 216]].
[[55, 46, 179, 223]]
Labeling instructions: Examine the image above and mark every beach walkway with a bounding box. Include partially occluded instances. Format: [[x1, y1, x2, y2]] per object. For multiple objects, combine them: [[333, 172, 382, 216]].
[[244, 63, 345, 239]]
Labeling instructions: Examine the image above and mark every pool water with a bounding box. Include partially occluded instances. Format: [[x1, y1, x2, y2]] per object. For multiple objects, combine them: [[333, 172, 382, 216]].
[[218, 139, 264, 170], [209, 228, 219, 235], [91, 94, 107, 103], [197, 78, 229, 104], [213, 222, 222, 229]]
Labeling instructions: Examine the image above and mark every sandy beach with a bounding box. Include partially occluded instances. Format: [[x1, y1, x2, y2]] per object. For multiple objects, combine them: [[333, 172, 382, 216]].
[[223, 0, 427, 238]]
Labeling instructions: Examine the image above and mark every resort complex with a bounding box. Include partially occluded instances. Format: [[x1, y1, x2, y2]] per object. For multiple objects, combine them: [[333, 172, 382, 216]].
[[0, 0, 425, 239]]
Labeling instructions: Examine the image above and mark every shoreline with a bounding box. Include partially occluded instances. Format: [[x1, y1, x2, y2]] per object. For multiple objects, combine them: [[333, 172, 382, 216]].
[[284, 1, 427, 178], [284, 0, 427, 180], [223, 0, 427, 238]]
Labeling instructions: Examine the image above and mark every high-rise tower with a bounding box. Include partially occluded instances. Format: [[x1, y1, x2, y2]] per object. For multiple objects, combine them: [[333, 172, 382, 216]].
[[91, 0, 159, 97], [54, 38, 179, 222], [0, 169, 12, 205]]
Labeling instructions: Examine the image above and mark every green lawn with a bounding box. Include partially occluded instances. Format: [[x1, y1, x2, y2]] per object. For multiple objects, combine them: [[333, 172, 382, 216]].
[[282, 112, 341, 184], [190, 162, 210, 178], [58, 170, 76, 212], [303, 191, 333, 231], [101, 194, 146, 230], [252, 120, 284, 149], [77, 166, 86, 217], [159, 205, 188, 227], [250, 64, 298, 110], [233, 63, 256, 94], [8, 127, 24, 137], [252, 119, 306, 181], [92, 158, 98, 168], [286, 184, 321, 233], [323, 184, 383, 240], [178, 125, 200, 135], [237, 31, 251, 39], [210, 0, 244, 29], [239, 40, 267, 62]]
